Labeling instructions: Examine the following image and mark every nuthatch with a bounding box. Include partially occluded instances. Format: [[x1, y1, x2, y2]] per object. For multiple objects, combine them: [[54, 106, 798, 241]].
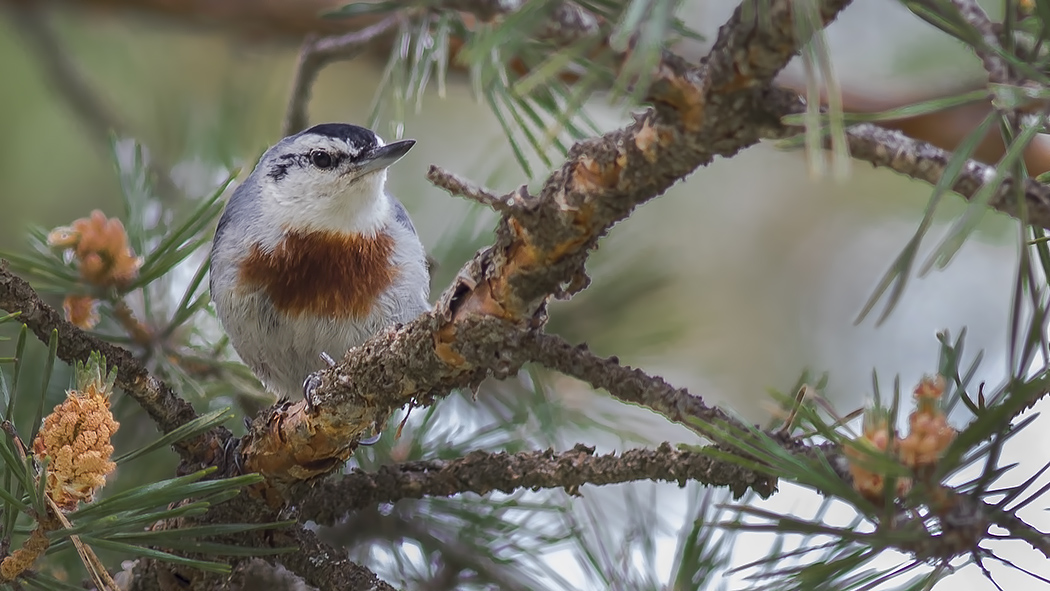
[[210, 123, 430, 441]]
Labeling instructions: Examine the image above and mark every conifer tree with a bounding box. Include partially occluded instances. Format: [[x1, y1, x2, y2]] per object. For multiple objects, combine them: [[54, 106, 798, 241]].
[[1, 1, 1049, 589]]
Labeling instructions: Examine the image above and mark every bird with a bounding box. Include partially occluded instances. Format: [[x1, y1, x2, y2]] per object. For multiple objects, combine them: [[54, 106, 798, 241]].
[[209, 123, 431, 440]]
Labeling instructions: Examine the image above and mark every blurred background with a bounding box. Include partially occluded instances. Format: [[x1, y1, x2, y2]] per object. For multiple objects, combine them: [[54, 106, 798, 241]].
[[1, 0, 1047, 588]]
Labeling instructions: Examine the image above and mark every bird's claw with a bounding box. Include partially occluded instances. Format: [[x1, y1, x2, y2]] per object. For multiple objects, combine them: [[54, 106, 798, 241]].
[[358, 431, 382, 446], [303, 352, 340, 412], [304, 352, 382, 446], [223, 436, 244, 476], [302, 372, 323, 412]]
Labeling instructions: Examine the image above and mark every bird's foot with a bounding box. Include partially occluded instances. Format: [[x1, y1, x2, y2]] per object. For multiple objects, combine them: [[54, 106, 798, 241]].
[[222, 435, 244, 476], [302, 352, 339, 412], [302, 352, 382, 446], [302, 372, 323, 412]]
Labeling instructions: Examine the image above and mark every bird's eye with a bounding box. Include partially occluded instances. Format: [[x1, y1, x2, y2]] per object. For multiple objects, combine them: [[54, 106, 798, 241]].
[[310, 150, 334, 169]]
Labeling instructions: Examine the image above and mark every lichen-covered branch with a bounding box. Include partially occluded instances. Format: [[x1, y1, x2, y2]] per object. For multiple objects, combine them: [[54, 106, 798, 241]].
[[129, 522, 397, 591], [299, 443, 775, 526], [297, 442, 1046, 572], [522, 333, 742, 431], [267, 526, 397, 591], [239, 0, 853, 495], [0, 263, 215, 464], [843, 124, 1050, 228]]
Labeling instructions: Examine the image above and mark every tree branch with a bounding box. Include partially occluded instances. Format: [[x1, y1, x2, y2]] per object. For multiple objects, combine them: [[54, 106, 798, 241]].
[[426, 165, 517, 213], [0, 262, 216, 464], [947, 0, 1012, 86], [990, 511, 1050, 559], [239, 0, 853, 496], [300, 441, 1049, 571], [322, 509, 537, 591], [269, 526, 397, 591], [842, 123, 1050, 228], [522, 333, 744, 432], [299, 443, 775, 526], [10, 0, 1046, 585]]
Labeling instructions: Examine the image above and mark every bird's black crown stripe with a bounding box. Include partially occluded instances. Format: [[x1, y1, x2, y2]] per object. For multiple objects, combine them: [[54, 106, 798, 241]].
[[304, 123, 378, 157]]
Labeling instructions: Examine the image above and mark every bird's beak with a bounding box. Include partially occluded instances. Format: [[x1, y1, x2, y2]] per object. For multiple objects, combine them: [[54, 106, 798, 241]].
[[356, 139, 415, 176]]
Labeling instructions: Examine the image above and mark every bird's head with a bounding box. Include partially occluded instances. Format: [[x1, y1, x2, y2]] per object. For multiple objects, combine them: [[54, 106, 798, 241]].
[[251, 123, 414, 234]]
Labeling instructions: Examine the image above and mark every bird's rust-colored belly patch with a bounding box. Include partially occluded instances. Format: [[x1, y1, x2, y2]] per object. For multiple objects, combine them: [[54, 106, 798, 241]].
[[238, 229, 397, 319]]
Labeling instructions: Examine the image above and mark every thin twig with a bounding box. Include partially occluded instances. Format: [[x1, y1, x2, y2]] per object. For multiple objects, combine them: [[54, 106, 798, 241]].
[[947, 0, 1012, 86], [524, 333, 745, 432], [0, 263, 214, 464], [45, 495, 118, 591], [842, 123, 1050, 229], [299, 443, 776, 525], [426, 165, 513, 213], [282, 15, 402, 136], [299, 442, 1042, 568], [990, 511, 1050, 559], [111, 298, 154, 346]]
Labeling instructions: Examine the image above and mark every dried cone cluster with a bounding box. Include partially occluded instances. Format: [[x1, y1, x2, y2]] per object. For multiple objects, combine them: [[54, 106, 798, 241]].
[[32, 354, 120, 512], [62, 294, 101, 330], [846, 375, 957, 502], [48, 210, 142, 329], [48, 210, 142, 287], [900, 375, 956, 469], [0, 527, 49, 581], [844, 412, 911, 504]]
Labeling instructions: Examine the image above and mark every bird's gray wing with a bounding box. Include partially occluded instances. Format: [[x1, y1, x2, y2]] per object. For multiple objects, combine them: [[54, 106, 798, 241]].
[[388, 194, 437, 280], [389, 195, 418, 236]]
